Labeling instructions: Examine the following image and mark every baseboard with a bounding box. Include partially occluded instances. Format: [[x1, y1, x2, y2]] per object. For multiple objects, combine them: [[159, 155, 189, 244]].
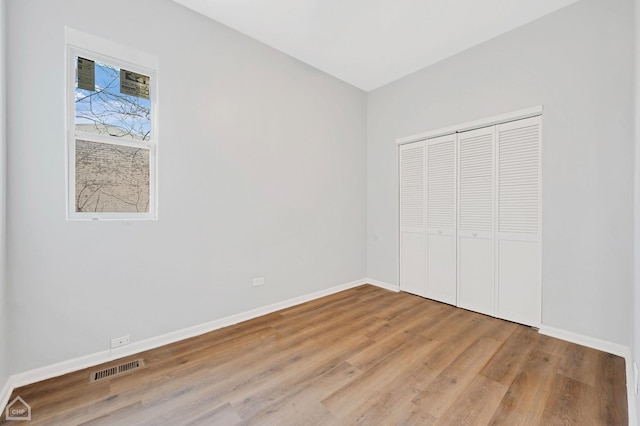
[[0, 376, 12, 419], [624, 348, 638, 426], [538, 325, 628, 358], [538, 325, 637, 425], [7, 278, 375, 393], [365, 278, 399, 292]]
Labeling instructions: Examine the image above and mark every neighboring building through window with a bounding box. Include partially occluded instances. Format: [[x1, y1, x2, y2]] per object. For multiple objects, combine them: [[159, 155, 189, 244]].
[[66, 29, 158, 219]]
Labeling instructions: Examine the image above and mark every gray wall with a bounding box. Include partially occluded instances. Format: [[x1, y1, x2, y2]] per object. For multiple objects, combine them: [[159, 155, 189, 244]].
[[6, 0, 367, 373], [367, 0, 634, 345], [0, 0, 9, 391]]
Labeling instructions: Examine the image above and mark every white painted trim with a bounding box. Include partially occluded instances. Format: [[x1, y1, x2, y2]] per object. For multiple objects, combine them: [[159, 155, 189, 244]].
[[6, 278, 382, 392], [65, 27, 158, 68], [65, 28, 159, 221], [538, 325, 628, 358], [366, 278, 399, 292], [624, 348, 638, 426], [396, 143, 402, 295], [396, 105, 543, 145], [0, 377, 12, 418]]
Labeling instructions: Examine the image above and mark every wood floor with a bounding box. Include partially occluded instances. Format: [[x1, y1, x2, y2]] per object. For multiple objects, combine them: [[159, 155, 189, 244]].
[[1, 285, 628, 425]]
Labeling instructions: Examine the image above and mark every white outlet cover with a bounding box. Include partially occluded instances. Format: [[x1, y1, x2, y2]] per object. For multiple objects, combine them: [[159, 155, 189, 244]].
[[111, 335, 130, 349], [253, 277, 265, 286]]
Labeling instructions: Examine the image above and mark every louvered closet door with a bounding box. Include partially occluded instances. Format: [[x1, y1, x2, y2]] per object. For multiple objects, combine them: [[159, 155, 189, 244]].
[[426, 134, 456, 305], [457, 126, 495, 316], [399, 142, 426, 297], [496, 117, 541, 327]]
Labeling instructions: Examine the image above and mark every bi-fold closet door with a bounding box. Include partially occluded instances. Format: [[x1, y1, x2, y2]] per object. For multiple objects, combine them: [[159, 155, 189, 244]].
[[398, 134, 456, 304], [399, 115, 541, 327], [425, 134, 457, 305], [494, 118, 541, 326], [399, 142, 426, 297], [457, 126, 495, 317]]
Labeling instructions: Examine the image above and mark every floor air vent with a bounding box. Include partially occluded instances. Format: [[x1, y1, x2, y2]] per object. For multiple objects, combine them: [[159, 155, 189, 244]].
[[90, 359, 145, 382]]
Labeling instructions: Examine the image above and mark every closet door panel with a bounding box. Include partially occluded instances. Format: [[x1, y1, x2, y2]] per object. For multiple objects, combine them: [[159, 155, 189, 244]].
[[426, 134, 456, 305], [497, 239, 539, 326], [457, 126, 495, 316], [401, 233, 425, 296], [459, 236, 493, 315], [399, 142, 426, 297], [427, 233, 456, 305], [496, 116, 541, 326]]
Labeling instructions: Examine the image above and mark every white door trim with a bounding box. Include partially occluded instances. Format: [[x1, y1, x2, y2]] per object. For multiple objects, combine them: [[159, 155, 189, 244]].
[[396, 105, 543, 145]]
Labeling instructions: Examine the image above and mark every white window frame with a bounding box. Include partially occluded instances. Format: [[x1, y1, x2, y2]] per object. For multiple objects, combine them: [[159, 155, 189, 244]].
[[65, 28, 159, 220]]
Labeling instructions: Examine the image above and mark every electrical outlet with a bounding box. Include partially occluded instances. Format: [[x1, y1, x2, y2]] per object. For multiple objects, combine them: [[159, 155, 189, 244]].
[[111, 335, 130, 349], [253, 277, 265, 287]]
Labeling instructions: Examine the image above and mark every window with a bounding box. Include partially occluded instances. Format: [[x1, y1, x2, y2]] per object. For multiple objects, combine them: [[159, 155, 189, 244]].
[[66, 29, 158, 220]]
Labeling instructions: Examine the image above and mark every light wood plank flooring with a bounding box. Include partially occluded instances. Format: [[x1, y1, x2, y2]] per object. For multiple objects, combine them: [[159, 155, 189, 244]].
[[0, 285, 628, 425]]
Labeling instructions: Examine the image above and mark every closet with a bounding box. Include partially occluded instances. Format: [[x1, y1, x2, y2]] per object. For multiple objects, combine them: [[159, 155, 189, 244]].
[[398, 113, 541, 327]]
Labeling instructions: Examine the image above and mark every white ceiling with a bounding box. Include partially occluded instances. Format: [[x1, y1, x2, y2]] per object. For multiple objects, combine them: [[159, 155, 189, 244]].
[[173, 0, 579, 91]]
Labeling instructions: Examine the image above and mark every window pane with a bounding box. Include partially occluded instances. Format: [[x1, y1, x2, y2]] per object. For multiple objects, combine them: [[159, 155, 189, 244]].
[[75, 140, 150, 213], [75, 57, 152, 141]]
